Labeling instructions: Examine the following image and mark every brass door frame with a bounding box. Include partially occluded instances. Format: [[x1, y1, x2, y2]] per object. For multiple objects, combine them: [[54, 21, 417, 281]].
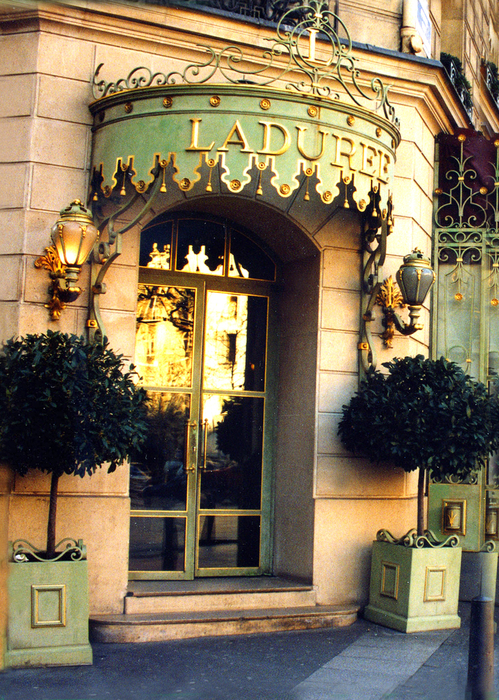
[[129, 270, 276, 580]]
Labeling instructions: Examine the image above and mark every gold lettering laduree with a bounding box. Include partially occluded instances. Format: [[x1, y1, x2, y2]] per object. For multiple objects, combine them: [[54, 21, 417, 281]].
[[332, 135, 357, 171], [296, 126, 329, 161], [186, 118, 215, 152], [185, 117, 391, 183], [258, 121, 291, 156], [218, 120, 253, 153]]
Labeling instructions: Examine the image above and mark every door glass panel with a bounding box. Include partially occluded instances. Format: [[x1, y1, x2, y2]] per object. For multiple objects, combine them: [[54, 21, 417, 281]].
[[200, 395, 264, 510], [136, 285, 195, 388], [129, 517, 186, 572], [229, 229, 276, 281], [131, 392, 190, 511], [198, 516, 260, 568], [176, 219, 225, 275], [139, 220, 173, 269], [203, 292, 268, 391]]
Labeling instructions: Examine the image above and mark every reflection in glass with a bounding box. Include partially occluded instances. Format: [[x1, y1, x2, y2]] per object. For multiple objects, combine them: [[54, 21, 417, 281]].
[[136, 285, 195, 388], [200, 395, 263, 510], [129, 517, 185, 572], [229, 229, 275, 281], [176, 219, 225, 275], [203, 292, 267, 391], [198, 516, 260, 568], [130, 392, 190, 511], [139, 220, 173, 269]]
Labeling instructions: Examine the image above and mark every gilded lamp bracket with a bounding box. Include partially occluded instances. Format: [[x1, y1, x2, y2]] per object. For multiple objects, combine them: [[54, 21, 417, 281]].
[[88, 168, 166, 342], [359, 199, 436, 371], [35, 200, 100, 322]]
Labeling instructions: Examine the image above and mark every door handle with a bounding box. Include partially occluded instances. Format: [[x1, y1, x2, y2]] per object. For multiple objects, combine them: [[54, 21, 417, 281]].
[[199, 419, 209, 471], [183, 420, 197, 473]]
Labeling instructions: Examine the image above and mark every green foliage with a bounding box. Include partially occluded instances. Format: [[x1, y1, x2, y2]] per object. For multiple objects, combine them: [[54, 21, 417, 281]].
[[486, 60, 499, 99], [440, 53, 473, 110], [338, 355, 499, 481], [0, 330, 148, 479]]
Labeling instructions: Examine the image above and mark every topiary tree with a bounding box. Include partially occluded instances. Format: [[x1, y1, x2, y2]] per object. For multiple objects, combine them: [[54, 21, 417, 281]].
[[0, 331, 148, 558], [338, 355, 499, 538]]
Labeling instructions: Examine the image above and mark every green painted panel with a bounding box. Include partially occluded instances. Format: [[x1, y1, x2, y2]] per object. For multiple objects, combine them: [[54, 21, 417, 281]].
[[365, 540, 462, 633], [90, 84, 399, 213], [6, 560, 92, 668], [427, 482, 483, 552]]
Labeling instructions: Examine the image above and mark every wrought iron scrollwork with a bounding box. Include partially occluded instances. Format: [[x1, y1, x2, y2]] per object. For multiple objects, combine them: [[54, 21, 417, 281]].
[[435, 132, 499, 375], [92, 0, 398, 125], [376, 528, 460, 549], [11, 538, 87, 563]]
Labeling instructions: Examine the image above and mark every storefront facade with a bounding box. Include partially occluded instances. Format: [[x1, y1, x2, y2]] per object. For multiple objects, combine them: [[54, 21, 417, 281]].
[[1, 0, 498, 652]]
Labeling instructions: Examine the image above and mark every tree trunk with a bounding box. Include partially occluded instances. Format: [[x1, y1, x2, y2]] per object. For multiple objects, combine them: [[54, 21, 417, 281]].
[[417, 466, 425, 538], [46, 471, 59, 558]]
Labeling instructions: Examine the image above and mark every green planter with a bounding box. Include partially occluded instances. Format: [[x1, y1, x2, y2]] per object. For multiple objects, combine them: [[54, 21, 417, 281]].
[[5, 540, 92, 668], [364, 530, 462, 633]]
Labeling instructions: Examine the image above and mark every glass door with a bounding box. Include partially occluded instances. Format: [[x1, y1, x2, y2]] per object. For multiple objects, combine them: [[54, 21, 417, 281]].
[[128, 215, 276, 580], [129, 278, 204, 579]]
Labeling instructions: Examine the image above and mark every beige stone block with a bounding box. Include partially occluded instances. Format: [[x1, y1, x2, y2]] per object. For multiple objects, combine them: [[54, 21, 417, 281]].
[[318, 371, 358, 414], [388, 216, 431, 255], [315, 455, 408, 499], [414, 147, 434, 196], [18, 300, 79, 337], [322, 248, 361, 291], [0, 74, 35, 117], [0, 209, 26, 254], [422, 121, 437, 159], [392, 177, 421, 221], [0, 163, 28, 208], [99, 224, 140, 269], [0, 301, 20, 343], [396, 105, 424, 145], [321, 288, 359, 332], [0, 33, 38, 76], [98, 264, 138, 313], [23, 209, 60, 255], [313, 498, 418, 606], [314, 208, 362, 250], [319, 330, 358, 373], [32, 118, 90, 169], [0, 254, 22, 301], [420, 191, 434, 231], [317, 412, 351, 456], [30, 164, 88, 212], [13, 463, 128, 497], [394, 140, 416, 180], [38, 33, 94, 82], [98, 310, 137, 359], [7, 493, 130, 614], [24, 254, 91, 311], [37, 74, 93, 125], [278, 330, 318, 416]]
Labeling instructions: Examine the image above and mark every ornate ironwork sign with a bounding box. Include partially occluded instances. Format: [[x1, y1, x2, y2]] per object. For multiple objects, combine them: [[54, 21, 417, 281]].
[[434, 130, 499, 380], [89, 0, 399, 214]]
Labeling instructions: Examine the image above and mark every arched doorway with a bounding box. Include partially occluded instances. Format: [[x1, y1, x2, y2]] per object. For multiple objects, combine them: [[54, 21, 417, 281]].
[[128, 213, 278, 579]]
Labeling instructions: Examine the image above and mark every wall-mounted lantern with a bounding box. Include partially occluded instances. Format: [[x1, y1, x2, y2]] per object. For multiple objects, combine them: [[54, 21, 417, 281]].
[[377, 249, 436, 347], [35, 200, 99, 321], [359, 237, 436, 372]]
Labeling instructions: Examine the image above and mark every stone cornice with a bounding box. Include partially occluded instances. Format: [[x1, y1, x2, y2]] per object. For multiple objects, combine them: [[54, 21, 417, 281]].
[[0, 0, 471, 137]]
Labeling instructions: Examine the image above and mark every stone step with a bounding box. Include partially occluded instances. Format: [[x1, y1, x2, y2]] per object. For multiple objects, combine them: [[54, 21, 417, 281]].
[[124, 585, 317, 614], [90, 604, 359, 643]]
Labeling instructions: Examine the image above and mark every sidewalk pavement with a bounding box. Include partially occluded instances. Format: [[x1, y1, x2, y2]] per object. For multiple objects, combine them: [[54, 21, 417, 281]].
[[0, 602, 495, 700]]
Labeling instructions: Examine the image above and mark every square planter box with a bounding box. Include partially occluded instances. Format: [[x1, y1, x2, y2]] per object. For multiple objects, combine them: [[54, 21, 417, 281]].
[[364, 539, 462, 633], [5, 542, 93, 668]]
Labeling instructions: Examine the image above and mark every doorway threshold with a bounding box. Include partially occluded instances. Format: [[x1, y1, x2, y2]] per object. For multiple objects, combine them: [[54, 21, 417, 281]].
[[127, 576, 313, 597]]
